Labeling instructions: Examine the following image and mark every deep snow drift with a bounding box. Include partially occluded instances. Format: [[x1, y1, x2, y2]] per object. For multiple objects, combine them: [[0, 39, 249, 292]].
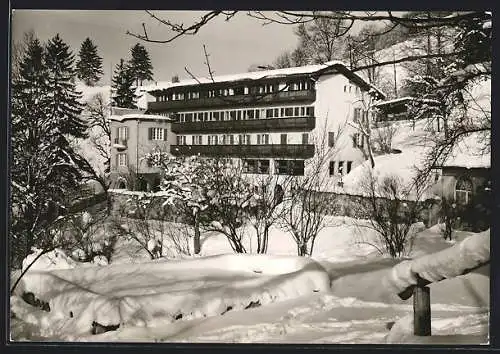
[[10, 217, 489, 344]]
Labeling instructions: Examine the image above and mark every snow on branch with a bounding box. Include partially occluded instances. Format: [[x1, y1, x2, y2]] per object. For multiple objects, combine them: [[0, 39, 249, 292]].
[[383, 229, 490, 300]]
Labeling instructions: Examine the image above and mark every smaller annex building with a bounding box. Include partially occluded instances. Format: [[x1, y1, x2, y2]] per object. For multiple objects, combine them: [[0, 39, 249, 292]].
[[109, 112, 174, 192]]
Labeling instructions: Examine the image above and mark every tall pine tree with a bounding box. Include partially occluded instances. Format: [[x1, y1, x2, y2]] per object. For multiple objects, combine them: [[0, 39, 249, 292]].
[[45, 34, 88, 139], [76, 37, 104, 86], [11, 36, 91, 268], [111, 59, 137, 108], [128, 43, 154, 86]]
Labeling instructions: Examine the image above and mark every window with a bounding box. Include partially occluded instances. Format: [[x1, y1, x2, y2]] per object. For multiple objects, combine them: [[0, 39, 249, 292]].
[[192, 136, 203, 145], [275, 160, 304, 176], [300, 107, 305, 116], [213, 111, 219, 121], [176, 135, 186, 145], [338, 161, 344, 175], [285, 107, 293, 117], [258, 160, 270, 174], [243, 160, 257, 174], [247, 109, 255, 119], [329, 161, 335, 176], [280, 134, 287, 145], [266, 108, 274, 118], [354, 108, 361, 122], [238, 134, 251, 145], [302, 133, 309, 145], [328, 132, 335, 147], [117, 153, 128, 167], [149, 127, 167, 141], [306, 106, 314, 116], [343, 85, 347, 92], [274, 108, 279, 118], [294, 107, 300, 116], [244, 159, 270, 174], [455, 176, 473, 205], [257, 134, 269, 145], [117, 126, 128, 140], [222, 134, 234, 145], [353, 133, 363, 148], [346, 161, 352, 174]]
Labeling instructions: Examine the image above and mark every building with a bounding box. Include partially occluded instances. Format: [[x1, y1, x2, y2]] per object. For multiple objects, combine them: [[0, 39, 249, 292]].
[[431, 132, 491, 231], [144, 61, 385, 183], [109, 113, 174, 191]]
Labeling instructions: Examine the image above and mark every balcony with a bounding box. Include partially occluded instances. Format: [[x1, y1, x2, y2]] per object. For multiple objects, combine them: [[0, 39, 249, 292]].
[[113, 138, 128, 150], [148, 90, 316, 112], [171, 116, 315, 134], [171, 144, 315, 159]]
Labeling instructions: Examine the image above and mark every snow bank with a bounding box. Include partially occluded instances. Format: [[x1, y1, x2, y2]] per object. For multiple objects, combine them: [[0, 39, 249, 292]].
[[383, 229, 490, 298], [22, 248, 78, 273], [12, 254, 330, 339], [442, 131, 490, 168], [337, 120, 435, 200], [385, 313, 488, 344]]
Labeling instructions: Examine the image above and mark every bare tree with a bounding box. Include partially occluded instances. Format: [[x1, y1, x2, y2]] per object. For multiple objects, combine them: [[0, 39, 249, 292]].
[[114, 193, 172, 260], [63, 210, 117, 263], [245, 174, 293, 254], [355, 169, 427, 258]]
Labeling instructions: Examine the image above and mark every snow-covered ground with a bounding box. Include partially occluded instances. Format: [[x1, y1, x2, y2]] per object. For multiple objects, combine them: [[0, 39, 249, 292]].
[[10, 217, 489, 344]]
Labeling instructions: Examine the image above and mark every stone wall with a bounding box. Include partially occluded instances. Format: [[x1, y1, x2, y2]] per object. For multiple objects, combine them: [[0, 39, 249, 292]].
[[315, 191, 439, 227]]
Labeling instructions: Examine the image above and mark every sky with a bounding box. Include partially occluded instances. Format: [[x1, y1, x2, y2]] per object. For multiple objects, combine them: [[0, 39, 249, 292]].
[[11, 10, 300, 85]]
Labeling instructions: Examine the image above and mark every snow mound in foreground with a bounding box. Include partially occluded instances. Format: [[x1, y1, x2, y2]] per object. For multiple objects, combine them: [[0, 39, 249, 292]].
[[12, 254, 330, 339], [385, 313, 488, 344], [22, 248, 79, 272]]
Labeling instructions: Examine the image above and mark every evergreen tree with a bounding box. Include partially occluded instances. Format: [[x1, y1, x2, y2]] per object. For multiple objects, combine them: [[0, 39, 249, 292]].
[[128, 43, 154, 86], [76, 37, 104, 86], [11, 36, 91, 268], [45, 33, 87, 139], [111, 59, 137, 108]]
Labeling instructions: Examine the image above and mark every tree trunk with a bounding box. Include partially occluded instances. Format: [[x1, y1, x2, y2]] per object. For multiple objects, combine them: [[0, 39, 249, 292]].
[[193, 210, 201, 254], [298, 242, 308, 257]]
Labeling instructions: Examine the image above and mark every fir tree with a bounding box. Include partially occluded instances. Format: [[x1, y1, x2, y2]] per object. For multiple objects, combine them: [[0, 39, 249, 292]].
[[111, 59, 137, 108], [128, 43, 154, 86], [11, 36, 91, 268], [76, 37, 104, 86], [44, 33, 87, 139]]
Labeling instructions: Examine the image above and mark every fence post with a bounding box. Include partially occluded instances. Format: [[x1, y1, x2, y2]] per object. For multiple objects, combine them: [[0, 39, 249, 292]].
[[413, 281, 431, 336]]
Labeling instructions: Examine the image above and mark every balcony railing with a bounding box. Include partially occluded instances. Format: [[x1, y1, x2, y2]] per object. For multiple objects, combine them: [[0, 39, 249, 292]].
[[170, 144, 315, 159], [171, 116, 315, 134], [148, 90, 316, 112]]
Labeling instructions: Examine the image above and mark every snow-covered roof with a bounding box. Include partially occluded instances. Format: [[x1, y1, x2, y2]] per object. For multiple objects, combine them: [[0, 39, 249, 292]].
[[144, 60, 385, 98], [440, 132, 490, 169], [110, 114, 173, 123]]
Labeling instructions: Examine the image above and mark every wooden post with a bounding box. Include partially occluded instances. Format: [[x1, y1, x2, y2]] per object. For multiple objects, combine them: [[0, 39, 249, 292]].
[[413, 284, 431, 336]]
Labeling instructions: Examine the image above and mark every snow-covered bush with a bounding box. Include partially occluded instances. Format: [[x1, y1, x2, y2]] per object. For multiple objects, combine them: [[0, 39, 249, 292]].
[[114, 194, 168, 259], [355, 171, 426, 258], [61, 211, 118, 263]]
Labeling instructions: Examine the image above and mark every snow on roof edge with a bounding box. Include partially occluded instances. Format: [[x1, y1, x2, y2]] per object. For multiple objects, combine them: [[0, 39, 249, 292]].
[[110, 114, 173, 122], [144, 60, 385, 97]]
